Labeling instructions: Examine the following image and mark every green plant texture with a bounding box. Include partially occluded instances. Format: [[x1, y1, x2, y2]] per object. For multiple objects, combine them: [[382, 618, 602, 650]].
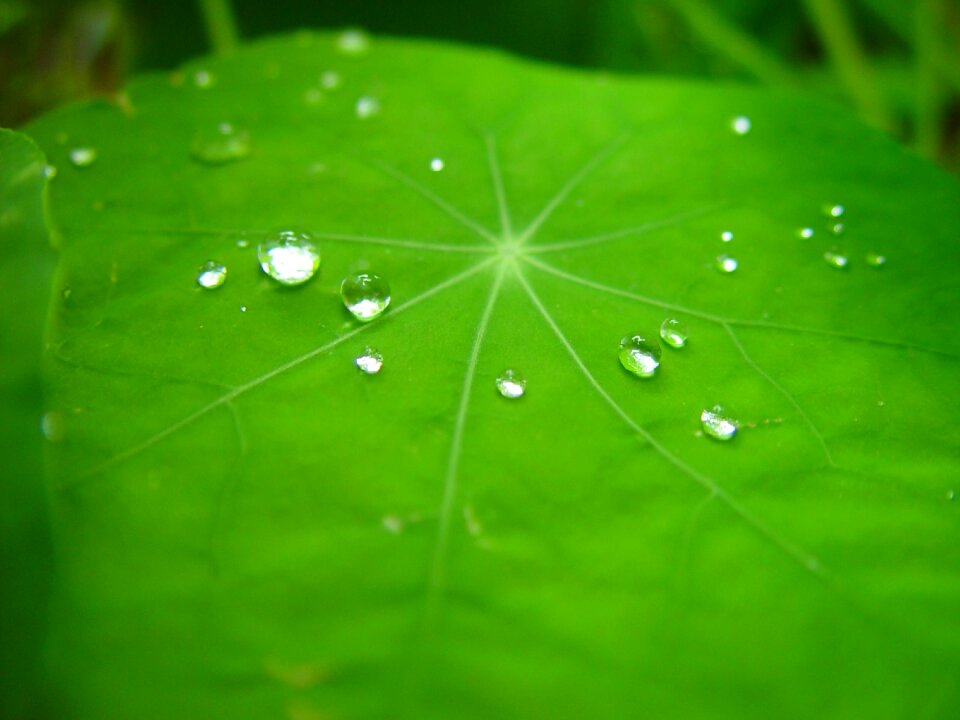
[[16, 31, 960, 719]]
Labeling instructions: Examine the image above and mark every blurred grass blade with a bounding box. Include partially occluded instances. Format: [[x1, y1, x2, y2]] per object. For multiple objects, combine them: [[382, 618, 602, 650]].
[[197, 0, 239, 56], [802, 0, 894, 131], [666, 0, 796, 86], [914, 0, 944, 158]]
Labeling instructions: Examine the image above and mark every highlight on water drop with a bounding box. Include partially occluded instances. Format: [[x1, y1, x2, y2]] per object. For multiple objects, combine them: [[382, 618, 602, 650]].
[[337, 28, 370, 55], [715, 254, 738, 273], [618, 335, 661, 378], [701, 406, 738, 441], [191, 122, 252, 165], [355, 96, 381, 119], [340, 272, 391, 322], [430, 157, 445, 172], [69, 147, 97, 168], [731, 116, 752, 135], [196, 260, 227, 289], [257, 230, 320, 286], [824, 247, 849, 269], [495, 369, 526, 399], [865, 252, 887, 268], [355, 346, 383, 374]]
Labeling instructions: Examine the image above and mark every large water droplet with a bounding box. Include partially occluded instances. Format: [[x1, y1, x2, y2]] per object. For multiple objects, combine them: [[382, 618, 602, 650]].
[[715, 254, 738, 273], [355, 346, 383, 374], [618, 335, 661, 378], [69, 147, 97, 168], [337, 29, 370, 55], [355, 96, 380, 119], [197, 260, 227, 289], [191, 122, 251, 165], [865, 252, 887, 268], [660, 318, 689, 349], [257, 230, 320, 286], [340, 272, 391, 321], [731, 116, 752, 135], [495, 369, 526, 399], [430, 157, 445, 172], [721, 230, 734, 242], [824, 247, 849, 269], [701, 406, 738, 441]]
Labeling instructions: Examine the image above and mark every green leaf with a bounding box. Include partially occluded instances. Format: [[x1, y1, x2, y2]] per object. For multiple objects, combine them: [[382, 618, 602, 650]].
[[0, 129, 55, 718], [24, 32, 960, 719]]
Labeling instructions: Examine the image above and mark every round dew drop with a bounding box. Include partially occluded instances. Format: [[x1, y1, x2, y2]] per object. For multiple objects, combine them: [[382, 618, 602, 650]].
[[320, 70, 342, 90], [197, 260, 227, 289], [257, 230, 320, 286], [715, 254, 738, 273], [355, 96, 380, 119], [495, 369, 526, 399], [193, 69, 215, 88], [355, 347, 383, 374], [618, 335, 661, 378], [340, 273, 391, 322], [731, 116, 752, 135], [430, 157, 445, 172], [701, 406, 738, 441], [798, 227, 815, 239], [865, 252, 887, 267], [824, 247, 849, 269], [337, 28, 370, 55], [69, 147, 97, 168], [823, 204, 845, 218], [660, 318, 689, 349], [721, 230, 734, 242]]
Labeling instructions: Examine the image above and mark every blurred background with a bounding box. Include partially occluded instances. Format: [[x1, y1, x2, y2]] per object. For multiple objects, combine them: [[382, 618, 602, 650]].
[[1, 0, 958, 170]]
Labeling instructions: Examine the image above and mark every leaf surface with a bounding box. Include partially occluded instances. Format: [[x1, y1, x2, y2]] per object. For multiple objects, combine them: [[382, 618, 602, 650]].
[[25, 32, 960, 719]]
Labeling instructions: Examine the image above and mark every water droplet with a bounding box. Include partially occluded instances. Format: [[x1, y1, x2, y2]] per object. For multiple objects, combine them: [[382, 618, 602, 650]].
[[715, 254, 738, 273], [355, 96, 380, 119], [720, 230, 734, 242], [829, 222, 844, 236], [240, 305, 247, 312], [823, 204, 844, 218], [824, 247, 849, 269], [236, 238, 249, 248], [69, 147, 97, 168], [257, 230, 320, 286], [193, 69, 215, 88], [340, 272, 391, 321], [430, 157, 445, 172], [948, 490, 956, 502], [701, 406, 738, 441], [40, 411, 65, 442], [197, 260, 227, 289], [321, 70, 342, 90], [731, 116, 751, 135], [866, 252, 886, 267], [303, 88, 324, 105], [495, 369, 526, 399], [355, 347, 383, 374], [382, 514, 404, 534], [337, 28, 370, 55], [798, 227, 815, 239], [191, 122, 251, 165], [659, 318, 689, 349], [42, 164, 58, 179], [618, 335, 661, 378]]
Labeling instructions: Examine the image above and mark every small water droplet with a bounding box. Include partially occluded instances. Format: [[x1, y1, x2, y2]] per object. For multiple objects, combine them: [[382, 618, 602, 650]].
[[865, 252, 886, 267], [355, 96, 380, 119], [191, 122, 251, 165], [40, 411, 65, 442], [69, 147, 97, 168], [659, 318, 689, 349], [321, 70, 342, 90], [382, 514, 404, 534], [193, 69, 215, 88], [340, 272, 391, 321], [618, 335, 661, 378], [337, 28, 370, 55], [303, 88, 324, 105], [430, 157, 445, 172], [240, 305, 247, 312], [495, 369, 526, 399], [701, 406, 738, 441], [720, 230, 734, 242], [798, 227, 815, 239], [236, 238, 249, 248], [823, 204, 845, 218], [824, 247, 849, 269], [948, 490, 956, 502], [715, 254, 738, 273], [829, 222, 845, 236], [355, 346, 383, 374], [197, 260, 227, 289], [42, 164, 58, 179], [731, 116, 752, 135], [257, 230, 320, 286]]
